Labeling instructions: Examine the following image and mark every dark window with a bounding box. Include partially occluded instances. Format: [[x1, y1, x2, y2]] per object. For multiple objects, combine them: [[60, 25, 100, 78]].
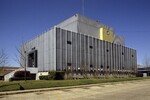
[[90, 65, 93, 67], [28, 50, 38, 68], [67, 63, 71, 66], [107, 66, 109, 69], [101, 65, 103, 68], [89, 46, 93, 49], [106, 49, 109, 52], [33, 47, 35, 50], [132, 55, 134, 57], [24, 51, 26, 53], [67, 41, 72, 44], [122, 52, 124, 55]]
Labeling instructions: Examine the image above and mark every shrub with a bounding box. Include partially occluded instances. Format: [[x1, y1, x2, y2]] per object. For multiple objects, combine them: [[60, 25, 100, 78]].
[[49, 71, 56, 79], [9, 77, 31, 81], [39, 71, 65, 80], [136, 73, 143, 77], [39, 75, 51, 80], [9, 71, 31, 81], [14, 71, 30, 77], [55, 71, 65, 80]]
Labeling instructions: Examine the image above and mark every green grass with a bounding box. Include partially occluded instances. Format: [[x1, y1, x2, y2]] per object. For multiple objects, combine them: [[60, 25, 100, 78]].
[[0, 77, 149, 92]]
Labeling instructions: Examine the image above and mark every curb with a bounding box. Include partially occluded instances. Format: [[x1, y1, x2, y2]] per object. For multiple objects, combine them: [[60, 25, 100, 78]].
[[0, 83, 112, 96], [0, 79, 146, 96]]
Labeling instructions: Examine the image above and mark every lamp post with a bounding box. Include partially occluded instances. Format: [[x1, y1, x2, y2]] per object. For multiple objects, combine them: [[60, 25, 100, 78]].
[[24, 51, 27, 81]]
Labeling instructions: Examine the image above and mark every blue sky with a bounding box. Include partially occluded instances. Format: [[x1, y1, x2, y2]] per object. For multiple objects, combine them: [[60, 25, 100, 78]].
[[0, 0, 150, 66]]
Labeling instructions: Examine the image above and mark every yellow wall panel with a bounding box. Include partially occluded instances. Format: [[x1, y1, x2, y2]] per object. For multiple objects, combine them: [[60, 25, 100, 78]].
[[99, 27, 114, 43]]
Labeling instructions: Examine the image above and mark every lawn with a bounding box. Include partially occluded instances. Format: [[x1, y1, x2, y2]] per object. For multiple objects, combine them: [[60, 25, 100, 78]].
[[0, 77, 149, 92]]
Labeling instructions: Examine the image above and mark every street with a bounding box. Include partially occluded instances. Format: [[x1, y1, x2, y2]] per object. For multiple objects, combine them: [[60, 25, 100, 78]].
[[1, 79, 150, 100]]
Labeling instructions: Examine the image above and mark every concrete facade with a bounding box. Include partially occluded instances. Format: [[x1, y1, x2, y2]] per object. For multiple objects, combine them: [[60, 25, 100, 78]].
[[21, 27, 56, 71], [20, 14, 137, 78], [57, 14, 124, 45], [21, 27, 137, 78], [57, 14, 103, 39], [55, 28, 136, 76]]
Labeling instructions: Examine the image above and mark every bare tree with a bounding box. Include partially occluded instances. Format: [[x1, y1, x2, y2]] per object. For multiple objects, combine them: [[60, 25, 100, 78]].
[[143, 55, 150, 68], [14, 41, 33, 81], [0, 49, 8, 67]]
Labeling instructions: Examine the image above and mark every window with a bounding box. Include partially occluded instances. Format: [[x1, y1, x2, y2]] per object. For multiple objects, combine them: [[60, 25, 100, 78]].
[[106, 49, 109, 52], [107, 66, 109, 69], [101, 65, 103, 71], [122, 52, 124, 55], [32, 47, 35, 50], [67, 63, 71, 70], [89, 46, 93, 49], [67, 63, 71, 66], [132, 55, 134, 57], [90, 65, 93, 67], [28, 50, 38, 68], [67, 41, 72, 44]]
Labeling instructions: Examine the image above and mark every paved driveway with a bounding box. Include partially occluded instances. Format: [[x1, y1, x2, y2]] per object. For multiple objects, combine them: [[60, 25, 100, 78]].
[[1, 79, 150, 100]]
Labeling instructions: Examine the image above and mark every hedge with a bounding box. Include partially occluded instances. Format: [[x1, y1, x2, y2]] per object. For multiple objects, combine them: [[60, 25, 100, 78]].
[[9, 77, 31, 81], [14, 71, 30, 77], [39, 75, 51, 80], [39, 71, 65, 80], [54, 71, 65, 80], [9, 71, 31, 81]]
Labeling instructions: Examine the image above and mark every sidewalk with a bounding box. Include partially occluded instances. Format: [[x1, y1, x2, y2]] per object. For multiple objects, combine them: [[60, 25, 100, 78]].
[[0, 79, 145, 96], [0, 83, 108, 96]]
